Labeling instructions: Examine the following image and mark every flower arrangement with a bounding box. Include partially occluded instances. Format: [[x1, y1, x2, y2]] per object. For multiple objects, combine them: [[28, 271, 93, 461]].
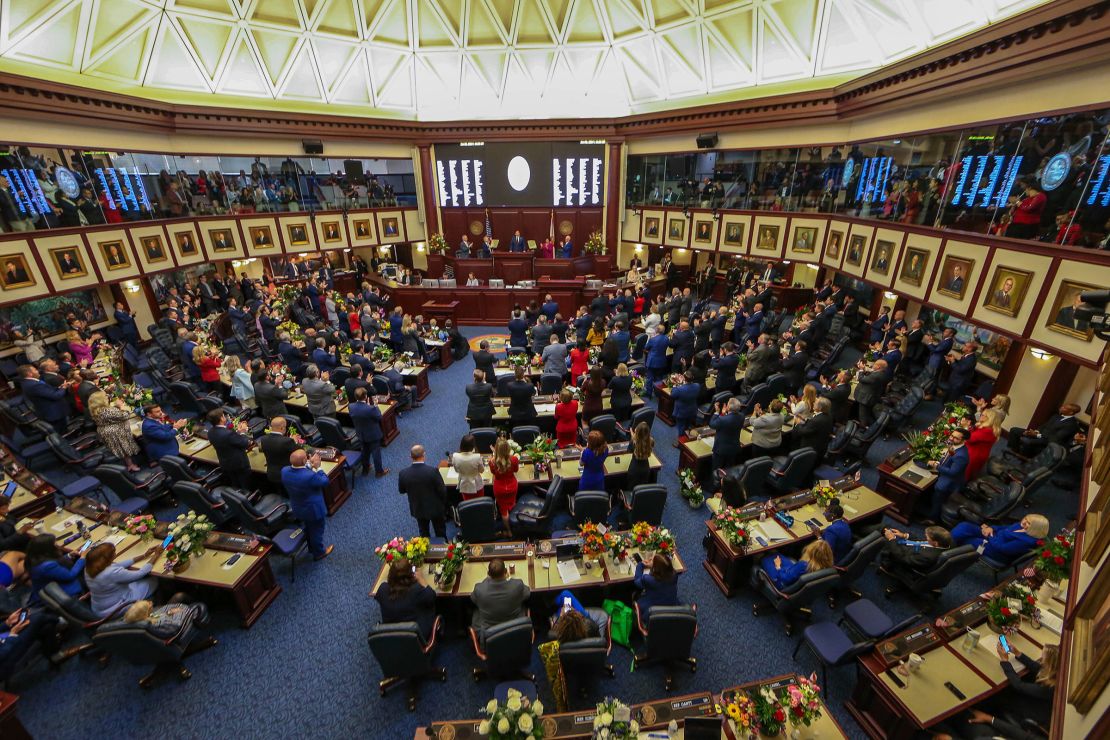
[[720, 692, 757, 736], [985, 592, 1021, 634], [1004, 581, 1038, 617], [433, 539, 469, 587], [427, 232, 448, 255], [110, 383, 154, 410], [523, 435, 558, 464], [630, 521, 656, 550], [903, 429, 948, 465], [678, 467, 705, 508], [591, 697, 638, 739], [506, 352, 531, 369], [783, 674, 823, 728], [122, 514, 157, 541], [277, 320, 304, 343], [374, 536, 407, 564], [605, 531, 630, 561], [752, 685, 787, 737], [478, 686, 545, 738], [579, 522, 607, 558], [338, 344, 353, 365], [1033, 530, 1074, 583], [630, 371, 645, 396], [583, 230, 606, 255], [371, 344, 395, 364], [374, 536, 430, 567], [506, 438, 523, 456], [404, 537, 430, 566], [712, 506, 752, 551], [646, 526, 675, 557], [811, 483, 838, 508], [863, 348, 881, 363], [163, 511, 215, 568]]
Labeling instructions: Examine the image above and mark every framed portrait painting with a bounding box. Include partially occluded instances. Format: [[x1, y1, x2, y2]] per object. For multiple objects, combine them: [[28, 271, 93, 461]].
[[644, 217, 660, 238], [380, 217, 400, 238], [1046, 280, 1098, 340], [870, 240, 895, 275], [827, 231, 843, 259], [792, 227, 818, 253], [174, 231, 199, 255], [722, 222, 744, 247], [0, 254, 36, 289], [249, 226, 274, 248], [755, 225, 779, 251], [208, 229, 235, 253], [287, 223, 309, 246], [845, 235, 866, 266], [99, 240, 131, 270], [667, 217, 685, 241], [50, 247, 87, 279], [898, 247, 929, 287], [140, 235, 167, 263], [936, 256, 975, 299], [693, 220, 712, 244], [982, 265, 1033, 317], [352, 219, 372, 239], [321, 221, 342, 243]]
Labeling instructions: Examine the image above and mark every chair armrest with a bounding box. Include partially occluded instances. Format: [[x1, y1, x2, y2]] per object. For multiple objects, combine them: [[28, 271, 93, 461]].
[[633, 602, 648, 636], [260, 502, 288, 519], [468, 626, 487, 661], [131, 471, 167, 490], [423, 615, 443, 655]]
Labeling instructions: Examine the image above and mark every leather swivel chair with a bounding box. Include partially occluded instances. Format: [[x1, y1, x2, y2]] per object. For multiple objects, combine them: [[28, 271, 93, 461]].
[[367, 618, 446, 711], [539, 373, 564, 395], [218, 487, 290, 538], [569, 490, 610, 526], [170, 481, 232, 526], [470, 428, 499, 454], [881, 545, 979, 602], [586, 415, 618, 442], [752, 566, 840, 636], [559, 619, 613, 697], [620, 484, 666, 526], [766, 447, 818, 493], [633, 604, 698, 691], [510, 426, 541, 447], [508, 475, 567, 536], [159, 455, 221, 488], [468, 616, 535, 682], [92, 603, 216, 689], [455, 498, 499, 542]]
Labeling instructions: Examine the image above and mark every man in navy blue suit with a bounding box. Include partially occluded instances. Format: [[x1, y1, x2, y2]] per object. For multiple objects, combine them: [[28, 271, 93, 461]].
[[507, 310, 529, 349], [926, 328, 955, 372], [644, 325, 669, 399], [869, 306, 890, 345], [141, 405, 186, 463], [348, 388, 388, 478], [311, 338, 337, 372], [227, 298, 250, 336], [19, 365, 70, 433], [928, 428, 969, 523], [670, 372, 700, 439], [281, 449, 333, 561], [509, 230, 527, 252], [113, 301, 140, 346], [560, 235, 573, 258], [945, 342, 978, 402], [179, 331, 201, 381], [708, 397, 744, 475]]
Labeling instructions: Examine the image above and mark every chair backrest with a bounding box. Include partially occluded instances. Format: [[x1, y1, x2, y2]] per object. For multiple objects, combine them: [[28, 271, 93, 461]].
[[629, 406, 655, 432], [169, 382, 203, 413], [93, 620, 188, 665], [836, 531, 885, 584], [505, 347, 526, 357], [482, 616, 534, 676], [46, 433, 82, 463], [511, 426, 541, 447], [535, 475, 567, 520], [911, 545, 978, 591], [627, 484, 667, 526], [765, 373, 790, 397], [645, 605, 697, 661], [217, 487, 274, 535], [741, 383, 771, 413], [371, 375, 391, 396], [367, 621, 433, 678], [588, 414, 617, 442], [496, 374, 515, 397], [983, 481, 1026, 520], [40, 581, 99, 627], [572, 490, 610, 525], [777, 567, 841, 607], [826, 421, 858, 457], [159, 455, 199, 484], [471, 428, 499, 454], [457, 498, 498, 542], [771, 447, 818, 489], [559, 635, 609, 674], [316, 416, 350, 448], [171, 481, 229, 524], [539, 373, 564, 395], [330, 367, 350, 387], [1034, 443, 1067, 471], [738, 456, 774, 501], [710, 390, 732, 408], [855, 412, 889, 443], [281, 415, 316, 441], [91, 464, 139, 501], [631, 332, 648, 360], [1020, 466, 1054, 495]]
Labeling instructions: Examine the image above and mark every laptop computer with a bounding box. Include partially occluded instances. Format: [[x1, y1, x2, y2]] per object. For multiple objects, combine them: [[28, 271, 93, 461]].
[[682, 716, 723, 739]]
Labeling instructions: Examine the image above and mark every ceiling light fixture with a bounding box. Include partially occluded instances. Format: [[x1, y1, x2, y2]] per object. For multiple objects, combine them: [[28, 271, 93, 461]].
[[1030, 348, 1054, 360]]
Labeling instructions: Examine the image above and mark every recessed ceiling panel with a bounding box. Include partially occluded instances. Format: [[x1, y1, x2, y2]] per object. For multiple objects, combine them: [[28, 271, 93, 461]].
[[0, 0, 1053, 119]]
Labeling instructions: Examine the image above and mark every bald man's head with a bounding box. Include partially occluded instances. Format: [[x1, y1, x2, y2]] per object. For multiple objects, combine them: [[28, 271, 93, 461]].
[[410, 445, 425, 461], [270, 417, 287, 433], [290, 449, 307, 467]]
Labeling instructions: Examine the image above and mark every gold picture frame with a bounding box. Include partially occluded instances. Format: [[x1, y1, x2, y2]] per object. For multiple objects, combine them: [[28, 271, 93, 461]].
[[667, 217, 685, 241], [174, 231, 198, 255], [321, 221, 342, 243], [1068, 556, 1110, 713], [287, 223, 309, 246], [50, 246, 87, 280], [899, 247, 929, 287], [827, 231, 842, 259], [1046, 280, 1098, 341], [755, 225, 779, 251], [792, 226, 818, 253], [352, 219, 372, 239], [644, 217, 660, 238], [936, 256, 975, 299], [249, 226, 274, 248], [380, 217, 400, 238], [99, 240, 131, 271], [140, 235, 167, 263], [0, 253, 36, 289], [693, 220, 713, 243], [845, 234, 866, 266], [722, 222, 744, 247], [208, 229, 235, 253], [982, 265, 1033, 317], [870, 240, 895, 275]]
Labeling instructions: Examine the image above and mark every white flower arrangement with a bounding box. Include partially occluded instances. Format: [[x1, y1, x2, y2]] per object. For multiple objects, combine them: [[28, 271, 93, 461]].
[[592, 698, 638, 739], [479, 688, 545, 739]]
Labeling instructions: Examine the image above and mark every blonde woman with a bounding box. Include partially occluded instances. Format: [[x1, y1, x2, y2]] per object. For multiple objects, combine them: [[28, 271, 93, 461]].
[[968, 644, 1059, 735], [973, 394, 1011, 424], [195, 345, 223, 394], [224, 355, 255, 408], [89, 390, 141, 471], [951, 513, 1049, 563], [790, 384, 818, 422], [489, 438, 519, 536], [760, 539, 833, 589], [66, 329, 94, 365], [966, 407, 1004, 480]]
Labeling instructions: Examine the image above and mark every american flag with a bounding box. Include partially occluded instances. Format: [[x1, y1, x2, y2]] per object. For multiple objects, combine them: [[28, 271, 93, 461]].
[[484, 208, 492, 238]]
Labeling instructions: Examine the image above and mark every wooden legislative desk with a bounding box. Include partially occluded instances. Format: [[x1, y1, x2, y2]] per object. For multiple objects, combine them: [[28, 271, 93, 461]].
[[284, 390, 401, 446], [371, 532, 687, 599], [18, 498, 282, 627], [846, 576, 1066, 739], [703, 483, 892, 597], [0, 692, 31, 740], [488, 392, 645, 425], [0, 443, 57, 521], [877, 454, 938, 525], [438, 443, 661, 492], [678, 417, 796, 478], [421, 673, 848, 739]]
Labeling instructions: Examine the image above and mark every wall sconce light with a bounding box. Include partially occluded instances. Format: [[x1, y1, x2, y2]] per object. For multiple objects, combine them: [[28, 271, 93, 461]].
[[884, 291, 896, 300], [416, 243, 425, 252], [125, 281, 140, 293], [782, 260, 791, 265], [343, 248, 352, 252], [805, 263, 817, 270], [634, 244, 643, 252], [1030, 348, 1054, 360], [677, 248, 687, 253]]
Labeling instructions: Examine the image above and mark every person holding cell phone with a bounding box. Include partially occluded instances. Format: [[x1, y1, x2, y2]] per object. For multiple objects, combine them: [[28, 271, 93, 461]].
[[84, 542, 163, 618], [633, 553, 680, 618], [0, 606, 67, 677]]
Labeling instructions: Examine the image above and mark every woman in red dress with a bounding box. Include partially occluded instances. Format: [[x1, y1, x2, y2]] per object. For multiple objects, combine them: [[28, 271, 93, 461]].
[[965, 408, 1002, 481], [569, 339, 590, 387], [196, 346, 223, 396], [489, 438, 520, 537], [554, 388, 579, 448]]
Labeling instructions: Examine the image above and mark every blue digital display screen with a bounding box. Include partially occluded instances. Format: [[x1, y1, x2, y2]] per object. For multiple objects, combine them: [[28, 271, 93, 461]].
[[94, 167, 151, 212], [1, 168, 50, 215], [948, 154, 1023, 209], [1085, 155, 1110, 207], [853, 157, 892, 204]]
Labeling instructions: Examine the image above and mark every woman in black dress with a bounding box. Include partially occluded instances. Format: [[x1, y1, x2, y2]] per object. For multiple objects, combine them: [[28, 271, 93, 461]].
[[373, 559, 437, 640], [580, 367, 606, 425], [608, 364, 633, 422], [624, 422, 654, 491]]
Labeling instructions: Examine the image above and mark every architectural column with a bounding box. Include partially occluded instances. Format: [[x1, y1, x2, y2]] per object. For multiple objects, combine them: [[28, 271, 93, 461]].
[[605, 141, 623, 251], [992, 339, 1026, 395], [416, 144, 440, 237]]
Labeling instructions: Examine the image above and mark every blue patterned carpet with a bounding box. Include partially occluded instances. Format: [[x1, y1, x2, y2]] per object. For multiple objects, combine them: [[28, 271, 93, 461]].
[[11, 326, 1078, 739]]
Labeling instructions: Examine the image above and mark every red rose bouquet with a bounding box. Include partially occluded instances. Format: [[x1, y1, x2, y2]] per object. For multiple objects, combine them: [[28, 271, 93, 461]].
[[1033, 529, 1074, 583]]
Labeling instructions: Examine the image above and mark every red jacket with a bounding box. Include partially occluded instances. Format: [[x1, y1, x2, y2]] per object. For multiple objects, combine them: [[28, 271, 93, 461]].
[[965, 426, 997, 480], [199, 355, 222, 383], [1011, 192, 1046, 226]]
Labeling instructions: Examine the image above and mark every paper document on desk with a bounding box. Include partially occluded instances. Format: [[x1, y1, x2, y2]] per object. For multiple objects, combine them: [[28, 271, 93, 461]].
[[557, 560, 581, 584], [753, 519, 790, 542], [103, 534, 127, 547], [444, 469, 459, 482], [1039, 610, 1063, 635]]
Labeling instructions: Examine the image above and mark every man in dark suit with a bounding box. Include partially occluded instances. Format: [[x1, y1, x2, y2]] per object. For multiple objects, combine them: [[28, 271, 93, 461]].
[[540, 295, 559, 322], [206, 409, 253, 490], [670, 372, 700, 438], [507, 311, 528, 349], [928, 428, 969, 522], [278, 333, 306, 376], [19, 365, 69, 433], [1007, 403, 1082, 457], [792, 398, 834, 459], [819, 371, 853, 422], [259, 417, 299, 485], [644, 325, 669, 399], [708, 397, 744, 474], [349, 388, 387, 477], [473, 341, 497, 382], [560, 235, 573, 258], [869, 307, 890, 345], [398, 444, 448, 537], [112, 302, 140, 346], [471, 559, 531, 636], [466, 368, 495, 428], [903, 320, 926, 373], [668, 320, 695, 371], [742, 335, 779, 392], [254, 369, 290, 419], [926, 328, 955, 372], [343, 364, 371, 403], [780, 341, 808, 394], [282, 449, 333, 560], [944, 342, 978, 402], [141, 404, 185, 463], [76, 369, 99, 419], [530, 316, 553, 355], [854, 360, 889, 426], [879, 525, 953, 581], [711, 342, 740, 394], [508, 230, 527, 253]]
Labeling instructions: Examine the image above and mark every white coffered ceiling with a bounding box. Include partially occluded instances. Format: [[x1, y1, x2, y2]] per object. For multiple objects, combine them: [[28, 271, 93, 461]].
[[0, 0, 1050, 120]]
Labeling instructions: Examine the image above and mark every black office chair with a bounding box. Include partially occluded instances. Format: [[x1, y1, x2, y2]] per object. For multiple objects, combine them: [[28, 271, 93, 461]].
[[630, 332, 648, 363], [558, 618, 613, 697], [820, 421, 858, 469], [539, 373, 564, 394], [496, 374, 515, 397], [792, 621, 874, 697], [45, 432, 111, 471], [456, 498, 499, 542], [218, 487, 290, 538], [766, 447, 818, 493], [967, 466, 1052, 509], [469, 616, 534, 681], [738, 383, 773, 414], [697, 391, 733, 425], [984, 442, 1065, 479], [367, 618, 446, 711], [720, 456, 774, 502], [832, 531, 885, 605], [470, 427, 499, 454], [881, 545, 979, 603], [633, 604, 697, 691], [884, 386, 925, 433], [371, 374, 391, 397], [510, 426, 541, 447], [158, 455, 221, 488], [168, 382, 218, 419], [753, 567, 840, 636], [170, 481, 232, 526], [765, 373, 791, 398], [39, 583, 121, 660], [330, 367, 350, 387], [569, 490, 610, 525], [619, 406, 655, 440], [941, 480, 1027, 528], [843, 412, 890, 460], [316, 416, 359, 450], [91, 464, 169, 508], [281, 414, 324, 447], [587, 414, 618, 442], [620, 484, 666, 526], [92, 603, 217, 689], [508, 475, 567, 536]]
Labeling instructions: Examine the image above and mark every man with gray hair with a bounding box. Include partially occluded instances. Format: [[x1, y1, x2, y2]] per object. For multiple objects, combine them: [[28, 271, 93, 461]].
[[300, 364, 336, 419], [793, 397, 834, 459], [384, 360, 420, 410], [398, 444, 447, 537], [541, 333, 567, 377]]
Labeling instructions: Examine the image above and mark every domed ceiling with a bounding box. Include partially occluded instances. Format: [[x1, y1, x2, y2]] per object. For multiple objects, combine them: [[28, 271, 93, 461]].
[[0, 0, 1049, 120]]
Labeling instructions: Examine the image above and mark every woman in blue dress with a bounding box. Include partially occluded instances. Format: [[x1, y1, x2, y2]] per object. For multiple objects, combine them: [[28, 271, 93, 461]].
[[761, 539, 833, 590], [578, 430, 608, 492]]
